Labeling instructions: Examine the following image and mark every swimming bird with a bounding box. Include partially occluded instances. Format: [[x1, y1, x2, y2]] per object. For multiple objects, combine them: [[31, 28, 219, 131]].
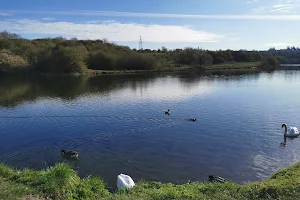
[[165, 109, 170, 115], [282, 124, 299, 138], [208, 175, 226, 183], [280, 135, 287, 147], [61, 150, 79, 159], [189, 119, 197, 122]]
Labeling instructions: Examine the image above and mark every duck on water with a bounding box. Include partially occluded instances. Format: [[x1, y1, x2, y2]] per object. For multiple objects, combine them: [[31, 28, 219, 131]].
[[165, 109, 171, 115], [208, 175, 226, 183], [61, 150, 79, 160]]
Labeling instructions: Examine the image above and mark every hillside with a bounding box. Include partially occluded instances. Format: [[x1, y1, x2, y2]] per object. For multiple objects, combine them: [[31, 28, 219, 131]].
[[0, 31, 285, 74]]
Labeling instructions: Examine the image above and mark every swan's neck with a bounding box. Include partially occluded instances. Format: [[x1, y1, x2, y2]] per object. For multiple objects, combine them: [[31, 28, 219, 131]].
[[283, 125, 287, 134]]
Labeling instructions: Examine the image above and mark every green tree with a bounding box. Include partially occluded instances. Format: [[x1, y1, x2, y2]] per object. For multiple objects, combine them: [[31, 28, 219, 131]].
[[261, 55, 280, 70], [116, 53, 158, 70], [38, 45, 88, 73], [88, 51, 115, 70]]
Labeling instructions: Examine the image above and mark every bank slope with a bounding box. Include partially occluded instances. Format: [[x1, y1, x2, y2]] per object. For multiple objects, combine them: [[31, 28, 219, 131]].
[[0, 162, 300, 200]]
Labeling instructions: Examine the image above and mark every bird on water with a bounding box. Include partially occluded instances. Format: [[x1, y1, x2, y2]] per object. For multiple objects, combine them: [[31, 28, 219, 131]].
[[208, 175, 226, 183], [165, 109, 171, 115], [61, 150, 79, 160]]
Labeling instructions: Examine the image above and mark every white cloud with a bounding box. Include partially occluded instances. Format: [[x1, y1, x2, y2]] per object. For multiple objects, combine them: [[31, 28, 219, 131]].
[[252, 0, 300, 13], [41, 17, 55, 21], [3, 9, 300, 20], [85, 20, 116, 24], [0, 19, 224, 43], [0, 12, 11, 16], [265, 42, 293, 47]]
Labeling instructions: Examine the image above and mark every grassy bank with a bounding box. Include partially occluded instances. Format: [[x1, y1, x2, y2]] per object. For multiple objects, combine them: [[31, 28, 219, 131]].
[[1, 162, 300, 200], [208, 62, 262, 70], [84, 65, 193, 76], [83, 62, 262, 76]]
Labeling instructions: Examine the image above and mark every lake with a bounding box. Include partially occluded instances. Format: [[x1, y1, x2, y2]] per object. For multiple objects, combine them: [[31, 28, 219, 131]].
[[1, 70, 300, 189]]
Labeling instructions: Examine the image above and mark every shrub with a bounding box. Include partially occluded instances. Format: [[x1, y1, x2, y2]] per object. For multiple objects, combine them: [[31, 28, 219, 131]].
[[0, 49, 28, 72], [88, 51, 116, 70], [261, 55, 280, 70], [116, 53, 158, 70], [36, 45, 88, 73]]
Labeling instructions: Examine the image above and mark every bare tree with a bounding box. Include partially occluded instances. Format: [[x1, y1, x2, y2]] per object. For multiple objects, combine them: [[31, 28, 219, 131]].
[[0, 30, 22, 39]]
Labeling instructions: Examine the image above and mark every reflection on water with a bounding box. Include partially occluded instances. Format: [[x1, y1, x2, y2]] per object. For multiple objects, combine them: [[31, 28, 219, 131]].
[[1, 69, 300, 188], [0, 70, 261, 107]]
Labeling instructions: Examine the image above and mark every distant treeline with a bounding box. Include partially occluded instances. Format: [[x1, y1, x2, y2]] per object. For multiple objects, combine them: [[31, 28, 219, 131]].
[[267, 47, 300, 64], [0, 30, 294, 74]]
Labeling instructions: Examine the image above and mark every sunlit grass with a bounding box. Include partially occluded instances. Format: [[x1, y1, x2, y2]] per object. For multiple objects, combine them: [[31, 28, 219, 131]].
[[84, 65, 193, 75], [0, 163, 109, 200], [1, 162, 300, 199], [212, 62, 262, 69]]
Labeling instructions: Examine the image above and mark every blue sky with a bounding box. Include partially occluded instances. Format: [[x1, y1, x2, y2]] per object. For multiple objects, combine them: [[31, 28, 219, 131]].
[[0, 0, 300, 50]]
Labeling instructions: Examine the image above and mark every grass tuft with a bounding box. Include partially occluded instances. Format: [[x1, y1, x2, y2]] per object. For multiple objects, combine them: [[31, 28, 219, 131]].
[[72, 176, 110, 199], [35, 163, 80, 199]]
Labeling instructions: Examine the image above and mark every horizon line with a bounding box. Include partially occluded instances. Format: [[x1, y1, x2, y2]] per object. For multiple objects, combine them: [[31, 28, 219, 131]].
[[2, 9, 300, 20]]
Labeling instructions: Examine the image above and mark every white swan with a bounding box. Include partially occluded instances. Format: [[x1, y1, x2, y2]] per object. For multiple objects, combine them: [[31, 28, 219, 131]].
[[117, 173, 135, 190], [282, 123, 299, 137]]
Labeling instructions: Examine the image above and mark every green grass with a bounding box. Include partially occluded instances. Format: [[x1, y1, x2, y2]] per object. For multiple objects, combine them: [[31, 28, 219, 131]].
[[84, 65, 193, 76], [210, 62, 262, 70], [0, 163, 110, 200], [85, 62, 262, 75], [0, 177, 35, 200], [1, 162, 300, 200]]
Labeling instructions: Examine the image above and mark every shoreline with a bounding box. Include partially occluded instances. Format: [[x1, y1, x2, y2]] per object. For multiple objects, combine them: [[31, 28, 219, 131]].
[[0, 161, 300, 199], [1, 62, 263, 77], [77, 62, 263, 76]]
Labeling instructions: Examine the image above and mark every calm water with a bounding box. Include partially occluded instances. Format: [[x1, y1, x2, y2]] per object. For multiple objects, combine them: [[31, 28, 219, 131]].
[[1, 70, 300, 189]]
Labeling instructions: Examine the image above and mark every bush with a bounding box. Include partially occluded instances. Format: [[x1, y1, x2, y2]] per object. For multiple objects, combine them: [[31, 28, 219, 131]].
[[175, 49, 212, 67], [195, 51, 213, 66], [37, 45, 88, 73], [261, 55, 280, 70], [88, 51, 116, 70], [0, 49, 28, 72], [116, 53, 158, 70]]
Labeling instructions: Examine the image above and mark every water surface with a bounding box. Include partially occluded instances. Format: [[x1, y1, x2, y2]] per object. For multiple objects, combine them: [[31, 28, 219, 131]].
[[1, 70, 300, 188]]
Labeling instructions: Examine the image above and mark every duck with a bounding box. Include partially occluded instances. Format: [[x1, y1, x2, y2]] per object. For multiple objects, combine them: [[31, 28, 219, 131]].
[[208, 175, 226, 183], [165, 109, 170, 115], [189, 118, 197, 122], [61, 150, 79, 158], [282, 124, 299, 138]]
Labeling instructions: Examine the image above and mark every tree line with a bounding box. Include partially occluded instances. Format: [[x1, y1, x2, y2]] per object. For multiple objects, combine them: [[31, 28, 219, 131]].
[[0, 31, 287, 74]]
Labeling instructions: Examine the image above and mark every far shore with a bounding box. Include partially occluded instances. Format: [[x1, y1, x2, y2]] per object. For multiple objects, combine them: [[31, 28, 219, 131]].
[[83, 62, 262, 76]]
